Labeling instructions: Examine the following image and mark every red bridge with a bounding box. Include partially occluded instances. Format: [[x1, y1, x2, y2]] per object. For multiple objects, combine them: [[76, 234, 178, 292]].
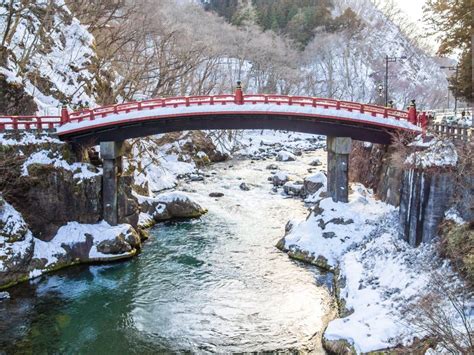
[[1, 89, 424, 145], [0, 88, 428, 223]]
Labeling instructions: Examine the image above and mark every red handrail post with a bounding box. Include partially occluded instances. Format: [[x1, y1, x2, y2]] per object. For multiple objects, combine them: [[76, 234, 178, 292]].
[[420, 111, 427, 137], [61, 105, 70, 125], [336, 101, 341, 110], [408, 105, 417, 125], [234, 81, 244, 105]]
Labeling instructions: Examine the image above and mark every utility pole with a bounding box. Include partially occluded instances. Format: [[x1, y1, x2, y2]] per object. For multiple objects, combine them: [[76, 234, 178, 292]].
[[440, 65, 459, 117], [384, 55, 407, 107]]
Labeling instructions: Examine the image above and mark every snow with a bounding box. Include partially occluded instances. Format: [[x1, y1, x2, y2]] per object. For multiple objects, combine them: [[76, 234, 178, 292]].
[[21, 150, 102, 180], [138, 212, 154, 227], [305, 172, 327, 185], [280, 180, 471, 352], [0, 0, 97, 114], [405, 139, 458, 168], [284, 184, 395, 268], [0, 200, 34, 273], [277, 151, 297, 161], [0, 132, 62, 146], [125, 137, 197, 194], [444, 208, 466, 225], [33, 221, 135, 268], [56, 103, 421, 137], [235, 130, 325, 158]]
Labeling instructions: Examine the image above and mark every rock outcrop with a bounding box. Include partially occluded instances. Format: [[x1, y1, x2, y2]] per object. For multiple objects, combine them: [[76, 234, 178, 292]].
[[138, 192, 207, 224]]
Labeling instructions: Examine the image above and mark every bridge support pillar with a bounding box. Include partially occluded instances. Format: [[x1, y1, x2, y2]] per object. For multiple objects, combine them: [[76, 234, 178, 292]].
[[327, 136, 352, 203], [100, 141, 124, 226]]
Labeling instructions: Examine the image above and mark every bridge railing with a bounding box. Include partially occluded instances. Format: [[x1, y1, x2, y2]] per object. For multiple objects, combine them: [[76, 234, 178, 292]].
[[0, 115, 61, 131], [0, 94, 411, 131]]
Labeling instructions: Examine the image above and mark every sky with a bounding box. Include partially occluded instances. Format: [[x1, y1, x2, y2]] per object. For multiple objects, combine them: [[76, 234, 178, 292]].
[[395, 0, 426, 23]]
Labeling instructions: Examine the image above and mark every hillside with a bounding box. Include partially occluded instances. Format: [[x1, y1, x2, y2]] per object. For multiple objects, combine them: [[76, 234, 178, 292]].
[[0, 0, 98, 115]]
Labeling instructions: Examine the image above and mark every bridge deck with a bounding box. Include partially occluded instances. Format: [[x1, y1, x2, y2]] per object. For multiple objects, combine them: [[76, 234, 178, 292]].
[[1, 94, 421, 145]]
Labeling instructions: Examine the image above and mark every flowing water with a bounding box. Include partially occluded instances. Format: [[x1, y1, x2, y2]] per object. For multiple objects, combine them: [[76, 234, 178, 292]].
[[0, 150, 334, 354]]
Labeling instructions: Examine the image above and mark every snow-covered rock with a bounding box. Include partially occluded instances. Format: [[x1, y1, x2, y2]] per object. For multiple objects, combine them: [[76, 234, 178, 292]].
[[22, 149, 101, 180], [270, 171, 290, 186], [0, 195, 140, 288], [276, 151, 297, 162], [283, 181, 304, 197], [136, 191, 207, 226], [304, 172, 327, 195], [0, 197, 35, 287], [405, 139, 458, 168]]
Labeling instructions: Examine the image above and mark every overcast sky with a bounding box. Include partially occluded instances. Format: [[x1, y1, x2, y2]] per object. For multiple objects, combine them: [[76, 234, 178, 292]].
[[395, 0, 426, 22]]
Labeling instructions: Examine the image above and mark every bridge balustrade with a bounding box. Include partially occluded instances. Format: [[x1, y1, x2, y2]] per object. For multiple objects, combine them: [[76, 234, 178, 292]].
[[0, 94, 413, 132]]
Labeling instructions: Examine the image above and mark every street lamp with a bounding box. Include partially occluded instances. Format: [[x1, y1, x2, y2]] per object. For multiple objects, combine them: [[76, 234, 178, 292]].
[[385, 55, 407, 107], [440, 65, 459, 116], [377, 84, 384, 105]]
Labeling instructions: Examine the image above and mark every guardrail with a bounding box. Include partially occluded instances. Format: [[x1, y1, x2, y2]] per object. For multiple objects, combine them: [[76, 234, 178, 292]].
[[0, 94, 413, 132], [0, 116, 61, 131], [431, 123, 473, 143]]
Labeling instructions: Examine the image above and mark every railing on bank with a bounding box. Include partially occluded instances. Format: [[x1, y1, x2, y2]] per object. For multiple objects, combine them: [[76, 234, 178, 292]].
[[431, 123, 473, 143], [0, 94, 413, 132], [0, 116, 61, 131]]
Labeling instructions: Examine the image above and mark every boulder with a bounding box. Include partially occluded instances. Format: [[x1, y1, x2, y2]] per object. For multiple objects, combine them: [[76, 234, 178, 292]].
[[269, 171, 290, 186], [283, 181, 304, 196], [309, 159, 323, 167], [239, 183, 251, 191], [266, 163, 279, 170], [140, 192, 207, 221], [304, 172, 327, 195], [97, 235, 132, 255], [276, 151, 296, 162], [10, 163, 102, 241], [209, 192, 224, 198]]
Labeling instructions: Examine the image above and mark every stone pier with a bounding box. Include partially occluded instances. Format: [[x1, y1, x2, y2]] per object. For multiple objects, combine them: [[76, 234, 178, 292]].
[[100, 141, 124, 226], [327, 136, 352, 203]]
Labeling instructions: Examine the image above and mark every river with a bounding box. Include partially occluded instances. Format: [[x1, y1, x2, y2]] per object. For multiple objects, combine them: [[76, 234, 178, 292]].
[[0, 148, 335, 354]]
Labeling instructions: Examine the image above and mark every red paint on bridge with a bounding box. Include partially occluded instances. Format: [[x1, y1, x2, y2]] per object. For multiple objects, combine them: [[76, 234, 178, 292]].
[[0, 92, 424, 142]]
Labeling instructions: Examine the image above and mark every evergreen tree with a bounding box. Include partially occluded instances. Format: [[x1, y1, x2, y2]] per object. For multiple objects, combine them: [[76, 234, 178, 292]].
[[424, 0, 472, 103]]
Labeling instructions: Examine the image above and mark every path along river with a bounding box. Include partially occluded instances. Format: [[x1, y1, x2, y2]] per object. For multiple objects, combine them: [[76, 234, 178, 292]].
[[0, 147, 336, 354]]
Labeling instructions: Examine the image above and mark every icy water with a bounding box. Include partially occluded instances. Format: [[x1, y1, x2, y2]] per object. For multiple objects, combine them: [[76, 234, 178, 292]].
[[0, 150, 334, 354]]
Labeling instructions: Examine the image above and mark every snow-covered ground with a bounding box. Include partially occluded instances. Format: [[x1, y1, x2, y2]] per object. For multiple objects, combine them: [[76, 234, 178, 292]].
[[279, 178, 471, 352]]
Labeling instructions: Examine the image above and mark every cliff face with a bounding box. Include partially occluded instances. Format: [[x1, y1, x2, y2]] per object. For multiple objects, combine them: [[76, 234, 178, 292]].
[[350, 137, 470, 246], [349, 142, 403, 206], [0, 132, 142, 289], [1, 133, 141, 241], [0, 0, 99, 115]]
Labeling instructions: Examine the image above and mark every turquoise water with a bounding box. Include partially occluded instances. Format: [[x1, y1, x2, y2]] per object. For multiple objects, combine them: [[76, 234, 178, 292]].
[[0, 155, 333, 354]]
